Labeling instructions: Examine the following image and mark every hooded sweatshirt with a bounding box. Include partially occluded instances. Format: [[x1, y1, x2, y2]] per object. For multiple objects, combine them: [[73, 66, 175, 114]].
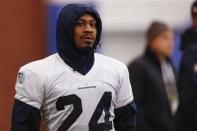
[[56, 4, 102, 75]]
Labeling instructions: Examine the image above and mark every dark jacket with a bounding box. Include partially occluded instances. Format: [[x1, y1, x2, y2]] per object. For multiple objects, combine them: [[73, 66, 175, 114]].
[[175, 44, 197, 131], [128, 49, 175, 131], [180, 27, 197, 51]]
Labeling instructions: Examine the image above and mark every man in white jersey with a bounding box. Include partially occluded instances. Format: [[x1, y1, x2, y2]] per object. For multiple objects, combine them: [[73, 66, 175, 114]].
[[11, 3, 136, 131]]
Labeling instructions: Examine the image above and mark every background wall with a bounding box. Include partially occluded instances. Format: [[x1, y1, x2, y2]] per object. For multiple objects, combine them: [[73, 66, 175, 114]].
[[49, 0, 194, 65], [101, 31, 146, 64], [97, 0, 194, 65], [0, 0, 46, 130]]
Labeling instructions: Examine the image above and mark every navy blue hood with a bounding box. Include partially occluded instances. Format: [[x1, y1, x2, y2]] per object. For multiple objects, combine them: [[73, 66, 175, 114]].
[[56, 3, 102, 75]]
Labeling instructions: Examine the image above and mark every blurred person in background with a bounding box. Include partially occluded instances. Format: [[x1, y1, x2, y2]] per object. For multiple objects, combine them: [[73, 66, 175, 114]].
[[175, 1, 197, 131], [11, 3, 136, 131], [179, 0, 197, 51], [128, 21, 178, 131]]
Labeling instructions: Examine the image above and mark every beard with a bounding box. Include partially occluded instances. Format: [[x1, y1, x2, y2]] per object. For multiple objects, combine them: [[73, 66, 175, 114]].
[[76, 46, 94, 54]]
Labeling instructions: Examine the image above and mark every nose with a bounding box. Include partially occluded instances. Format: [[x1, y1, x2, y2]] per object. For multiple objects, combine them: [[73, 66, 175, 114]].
[[84, 24, 93, 32]]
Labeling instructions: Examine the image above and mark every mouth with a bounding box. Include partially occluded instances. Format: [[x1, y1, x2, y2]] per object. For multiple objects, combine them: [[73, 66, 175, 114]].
[[81, 36, 94, 43]]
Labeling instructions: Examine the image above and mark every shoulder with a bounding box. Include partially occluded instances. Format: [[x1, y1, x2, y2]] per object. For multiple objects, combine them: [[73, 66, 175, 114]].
[[128, 56, 146, 69], [15, 54, 61, 109], [183, 45, 197, 59], [19, 54, 60, 78], [128, 54, 158, 76], [181, 27, 193, 37], [94, 53, 129, 81], [95, 53, 127, 71]]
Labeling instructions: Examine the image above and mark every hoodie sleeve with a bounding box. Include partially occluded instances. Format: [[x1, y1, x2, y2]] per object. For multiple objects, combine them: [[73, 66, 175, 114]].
[[114, 102, 137, 131], [11, 99, 41, 131], [11, 67, 45, 131]]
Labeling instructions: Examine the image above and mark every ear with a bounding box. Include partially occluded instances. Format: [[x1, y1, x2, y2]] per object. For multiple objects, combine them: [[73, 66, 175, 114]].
[[149, 39, 156, 49]]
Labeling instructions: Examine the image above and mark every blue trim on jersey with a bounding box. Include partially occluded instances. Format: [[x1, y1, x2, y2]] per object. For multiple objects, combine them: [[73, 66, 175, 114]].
[[11, 99, 41, 131], [114, 101, 137, 131]]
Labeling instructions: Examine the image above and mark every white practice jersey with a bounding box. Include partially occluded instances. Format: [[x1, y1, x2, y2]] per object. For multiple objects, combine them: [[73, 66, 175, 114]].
[[15, 53, 134, 131]]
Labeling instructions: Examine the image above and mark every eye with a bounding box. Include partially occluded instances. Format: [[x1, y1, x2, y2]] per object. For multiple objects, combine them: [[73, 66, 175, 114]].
[[90, 22, 96, 28], [76, 21, 85, 27]]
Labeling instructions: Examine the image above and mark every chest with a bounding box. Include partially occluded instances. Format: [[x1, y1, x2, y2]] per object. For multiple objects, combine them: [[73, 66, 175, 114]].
[[42, 71, 119, 130]]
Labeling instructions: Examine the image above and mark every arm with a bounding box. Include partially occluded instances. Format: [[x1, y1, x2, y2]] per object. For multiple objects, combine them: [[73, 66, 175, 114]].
[[180, 31, 188, 51], [11, 99, 41, 131], [177, 46, 197, 129], [114, 65, 137, 131], [114, 101, 136, 131], [128, 60, 152, 131], [12, 68, 44, 131]]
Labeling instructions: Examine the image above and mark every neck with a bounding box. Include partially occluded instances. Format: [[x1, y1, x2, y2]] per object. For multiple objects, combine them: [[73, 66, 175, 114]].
[[157, 55, 166, 62]]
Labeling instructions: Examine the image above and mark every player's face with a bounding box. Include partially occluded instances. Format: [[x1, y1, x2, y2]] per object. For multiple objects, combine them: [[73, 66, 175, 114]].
[[74, 14, 97, 49], [150, 30, 174, 58]]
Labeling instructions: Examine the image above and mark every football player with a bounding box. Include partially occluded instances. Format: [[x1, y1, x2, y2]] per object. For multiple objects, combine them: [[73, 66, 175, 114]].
[[11, 3, 136, 131]]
